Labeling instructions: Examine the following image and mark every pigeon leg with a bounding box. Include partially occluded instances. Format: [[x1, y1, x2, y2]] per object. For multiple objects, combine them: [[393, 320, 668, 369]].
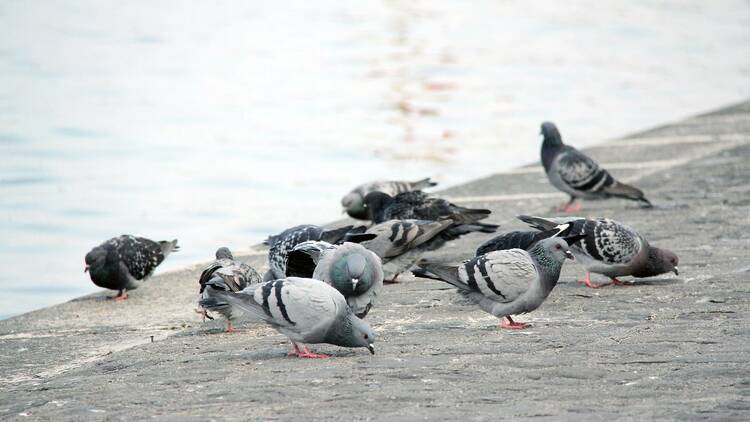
[[557, 197, 582, 213], [226, 321, 236, 333], [194, 308, 213, 322], [296, 346, 330, 359], [288, 342, 303, 357], [578, 272, 611, 289], [499, 316, 530, 330], [112, 289, 129, 301], [611, 277, 630, 286], [384, 273, 401, 284]]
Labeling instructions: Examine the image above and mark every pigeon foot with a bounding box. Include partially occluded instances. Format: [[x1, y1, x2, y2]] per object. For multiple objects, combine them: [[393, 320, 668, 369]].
[[557, 200, 582, 213], [611, 278, 631, 286], [384, 274, 401, 284], [500, 316, 530, 330], [194, 308, 213, 322], [288, 343, 328, 358], [578, 273, 611, 289], [226, 322, 236, 333], [112, 290, 129, 301]]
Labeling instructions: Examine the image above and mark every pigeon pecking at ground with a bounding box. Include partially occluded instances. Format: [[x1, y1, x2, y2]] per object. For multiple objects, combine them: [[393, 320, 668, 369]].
[[540, 121, 652, 212], [362, 190, 498, 230], [197, 247, 263, 332], [413, 236, 584, 329], [518, 215, 679, 288], [211, 277, 376, 358], [84, 235, 179, 301], [263, 224, 375, 281], [285, 241, 383, 318], [359, 219, 499, 283], [342, 177, 437, 219]]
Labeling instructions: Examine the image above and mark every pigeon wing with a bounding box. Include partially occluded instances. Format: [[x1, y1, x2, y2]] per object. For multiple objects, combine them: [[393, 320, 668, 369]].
[[458, 249, 537, 303]]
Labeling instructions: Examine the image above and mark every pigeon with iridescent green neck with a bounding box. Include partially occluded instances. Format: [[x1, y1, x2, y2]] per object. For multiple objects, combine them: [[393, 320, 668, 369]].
[[286, 241, 383, 318]]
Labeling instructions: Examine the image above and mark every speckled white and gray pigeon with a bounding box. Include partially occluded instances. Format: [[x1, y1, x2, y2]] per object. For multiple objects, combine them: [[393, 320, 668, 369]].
[[359, 219, 498, 282], [540, 122, 652, 212], [286, 241, 384, 318], [518, 215, 679, 288], [342, 178, 437, 219], [413, 236, 584, 329], [85, 235, 179, 300], [362, 191, 498, 230], [197, 247, 262, 332], [263, 224, 375, 281], [210, 277, 376, 358]]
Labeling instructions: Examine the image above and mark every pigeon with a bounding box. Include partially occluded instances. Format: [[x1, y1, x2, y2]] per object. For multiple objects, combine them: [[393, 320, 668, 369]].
[[362, 190, 497, 229], [285, 241, 383, 318], [540, 122, 652, 212], [84, 235, 179, 300], [264, 224, 375, 281], [197, 247, 263, 332], [359, 219, 498, 282], [342, 178, 437, 219], [210, 277, 376, 358], [413, 236, 584, 329], [476, 224, 573, 256], [518, 215, 679, 288]]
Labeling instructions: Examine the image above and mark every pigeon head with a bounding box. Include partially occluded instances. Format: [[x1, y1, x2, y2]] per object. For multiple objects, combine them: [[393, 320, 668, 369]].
[[540, 121, 563, 146], [330, 312, 376, 354], [362, 191, 393, 222], [215, 247, 233, 260], [84, 245, 113, 281], [342, 192, 367, 219], [636, 247, 680, 277], [330, 245, 383, 295]]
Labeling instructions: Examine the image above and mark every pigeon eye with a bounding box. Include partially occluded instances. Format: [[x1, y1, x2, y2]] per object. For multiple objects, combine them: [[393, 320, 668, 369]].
[[364, 334, 369, 339], [555, 244, 562, 250]]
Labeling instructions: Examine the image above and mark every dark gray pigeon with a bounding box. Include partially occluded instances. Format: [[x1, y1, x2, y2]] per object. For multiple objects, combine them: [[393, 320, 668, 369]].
[[342, 178, 437, 219], [286, 241, 384, 318], [519, 215, 679, 288], [263, 224, 375, 281], [362, 191, 498, 231], [540, 122, 652, 212], [197, 247, 262, 332], [210, 277, 376, 358], [413, 236, 583, 329], [359, 219, 498, 282], [85, 235, 179, 300], [476, 224, 573, 256]]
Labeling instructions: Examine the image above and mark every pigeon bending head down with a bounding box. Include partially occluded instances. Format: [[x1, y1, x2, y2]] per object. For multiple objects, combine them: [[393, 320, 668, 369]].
[[342, 178, 437, 219], [636, 247, 679, 277]]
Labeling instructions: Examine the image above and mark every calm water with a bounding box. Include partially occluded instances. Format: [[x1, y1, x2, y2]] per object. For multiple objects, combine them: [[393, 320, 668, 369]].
[[2, 1, 750, 319]]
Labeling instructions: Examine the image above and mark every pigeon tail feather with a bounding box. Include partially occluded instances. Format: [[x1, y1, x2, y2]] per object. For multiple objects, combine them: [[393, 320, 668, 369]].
[[413, 262, 473, 293], [210, 289, 278, 326], [603, 181, 652, 207], [411, 177, 438, 189], [320, 226, 355, 244]]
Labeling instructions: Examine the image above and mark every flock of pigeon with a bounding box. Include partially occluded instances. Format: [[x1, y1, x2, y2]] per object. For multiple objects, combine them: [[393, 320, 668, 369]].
[[84, 122, 679, 358]]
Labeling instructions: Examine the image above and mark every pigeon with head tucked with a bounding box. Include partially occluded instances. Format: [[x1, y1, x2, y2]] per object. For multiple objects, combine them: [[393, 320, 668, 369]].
[[518, 215, 679, 288], [209, 277, 376, 358], [540, 121, 652, 212], [197, 247, 262, 332], [263, 224, 375, 281], [85, 235, 179, 300], [413, 236, 584, 329], [363, 191, 497, 230], [286, 241, 383, 318], [359, 219, 498, 282], [342, 178, 437, 219]]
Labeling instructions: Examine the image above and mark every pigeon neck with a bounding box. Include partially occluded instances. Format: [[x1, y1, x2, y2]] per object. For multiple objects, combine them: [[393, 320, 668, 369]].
[[325, 311, 358, 347], [541, 136, 564, 171], [528, 245, 563, 290]]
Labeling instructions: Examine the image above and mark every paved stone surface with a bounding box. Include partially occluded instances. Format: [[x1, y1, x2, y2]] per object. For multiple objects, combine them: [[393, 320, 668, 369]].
[[2, 101, 750, 420]]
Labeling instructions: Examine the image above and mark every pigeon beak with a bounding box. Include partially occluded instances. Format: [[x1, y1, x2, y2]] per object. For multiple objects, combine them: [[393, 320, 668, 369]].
[[673, 267, 679, 276], [564, 250, 574, 260], [367, 344, 375, 355], [351, 278, 359, 290], [84, 265, 89, 273]]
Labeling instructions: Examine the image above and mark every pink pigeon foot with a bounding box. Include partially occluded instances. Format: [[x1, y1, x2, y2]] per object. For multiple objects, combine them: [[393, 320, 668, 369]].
[[611, 277, 631, 286], [557, 200, 582, 213], [384, 274, 401, 284], [112, 290, 129, 301], [500, 316, 530, 330], [578, 272, 611, 289], [226, 322, 236, 333], [288, 343, 328, 358]]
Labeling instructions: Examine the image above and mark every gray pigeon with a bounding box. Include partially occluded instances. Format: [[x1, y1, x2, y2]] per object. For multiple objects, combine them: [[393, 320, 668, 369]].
[[286, 241, 384, 318], [210, 277, 376, 358], [197, 247, 262, 332], [413, 236, 584, 329], [541, 122, 652, 212], [85, 235, 179, 300], [358, 219, 496, 282], [519, 215, 679, 288], [342, 178, 437, 219], [363, 191, 497, 229], [263, 224, 375, 281]]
